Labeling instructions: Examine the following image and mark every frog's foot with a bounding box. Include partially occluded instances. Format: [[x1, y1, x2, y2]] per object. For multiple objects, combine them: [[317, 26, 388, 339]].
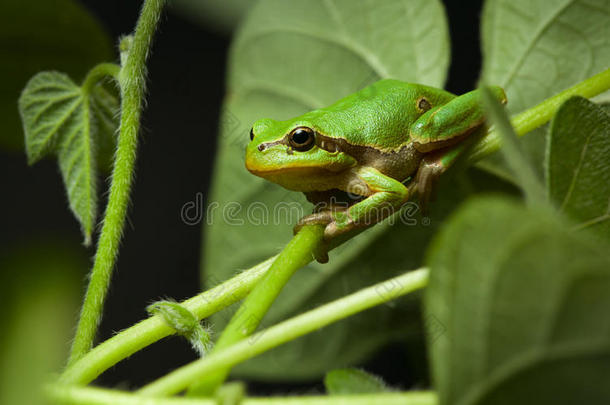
[[323, 209, 363, 239], [414, 154, 446, 213], [294, 210, 335, 264], [294, 208, 353, 263], [294, 210, 334, 235]]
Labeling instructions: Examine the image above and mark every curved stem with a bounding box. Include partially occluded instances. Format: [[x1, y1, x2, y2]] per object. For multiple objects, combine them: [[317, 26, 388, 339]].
[[187, 225, 325, 395], [60, 256, 276, 385], [139, 268, 429, 397], [81, 63, 120, 94], [68, 0, 165, 366], [467, 67, 610, 163], [48, 384, 437, 405]]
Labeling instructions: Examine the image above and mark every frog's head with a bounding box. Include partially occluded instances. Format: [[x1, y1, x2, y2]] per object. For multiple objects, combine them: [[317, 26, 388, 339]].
[[245, 117, 356, 191]]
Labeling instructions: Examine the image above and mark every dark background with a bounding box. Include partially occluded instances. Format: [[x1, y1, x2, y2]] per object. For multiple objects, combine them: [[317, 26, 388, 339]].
[[1, 0, 483, 393]]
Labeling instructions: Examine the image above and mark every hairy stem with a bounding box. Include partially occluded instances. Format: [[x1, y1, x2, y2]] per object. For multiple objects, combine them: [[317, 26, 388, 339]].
[[48, 384, 437, 405], [139, 268, 429, 396], [60, 256, 276, 385], [187, 225, 325, 395], [68, 0, 165, 366]]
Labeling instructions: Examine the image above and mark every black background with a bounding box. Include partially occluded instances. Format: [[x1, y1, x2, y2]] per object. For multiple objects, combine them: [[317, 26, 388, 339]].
[[1, 0, 483, 393]]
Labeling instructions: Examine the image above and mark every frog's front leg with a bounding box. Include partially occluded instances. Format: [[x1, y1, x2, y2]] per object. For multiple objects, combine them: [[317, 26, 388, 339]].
[[410, 86, 507, 207], [325, 167, 410, 238], [293, 168, 409, 263]]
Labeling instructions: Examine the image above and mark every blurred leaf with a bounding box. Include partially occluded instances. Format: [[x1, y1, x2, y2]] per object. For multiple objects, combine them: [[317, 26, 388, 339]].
[[480, 86, 545, 205], [19, 71, 119, 245], [0, 0, 114, 152], [547, 96, 610, 242], [203, 0, 451, 380], [215, 381, 246, 405], [0, 241, 83, 405], [170, 0, 254, 34], [325, 368, 390, 395], [479, 0, 610, 179], [425, 197, 610, 405]]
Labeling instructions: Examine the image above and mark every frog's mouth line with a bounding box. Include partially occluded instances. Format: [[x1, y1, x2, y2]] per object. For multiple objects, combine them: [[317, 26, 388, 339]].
[[246, 165, 346, 177]]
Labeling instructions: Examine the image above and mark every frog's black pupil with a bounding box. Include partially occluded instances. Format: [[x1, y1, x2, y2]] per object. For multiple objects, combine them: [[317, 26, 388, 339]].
[[249, 128, 255, 141], [418, 98, 432, 111], [292, 129, 310, 145]]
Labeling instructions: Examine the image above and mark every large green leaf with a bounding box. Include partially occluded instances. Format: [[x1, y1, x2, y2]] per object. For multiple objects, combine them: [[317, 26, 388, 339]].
[[0, 0, 113, 152], [19, 71, 119, 244], [425, 197, 610, 405], [547, 96, 610, 242], [203, 0, 451, 380], [479, 0, 610, 178]]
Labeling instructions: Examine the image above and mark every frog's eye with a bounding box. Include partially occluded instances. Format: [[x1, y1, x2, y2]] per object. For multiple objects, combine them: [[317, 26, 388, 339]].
[[288, 127, 315, 151], [417, 97, 432, 112], [249, 127, 255, 141]]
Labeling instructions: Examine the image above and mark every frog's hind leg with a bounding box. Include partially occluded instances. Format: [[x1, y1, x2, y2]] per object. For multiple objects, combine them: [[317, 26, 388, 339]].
[[410, 86, 507, 210], [412, 144, 464, 211]]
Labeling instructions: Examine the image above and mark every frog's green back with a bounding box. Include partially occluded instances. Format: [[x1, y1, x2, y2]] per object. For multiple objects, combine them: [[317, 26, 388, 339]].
[[297, 79, 455, 152]]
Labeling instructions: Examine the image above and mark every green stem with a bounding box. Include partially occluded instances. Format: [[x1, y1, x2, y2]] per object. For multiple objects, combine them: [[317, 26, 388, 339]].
[[81, 63, 120, 94], [187, 225, 325, 395], [67, 0, 165, 366], [60, 256, 276, 385], [139, 268, 429, 396], [48, 384, 437, 405], [467, 67, 610, 163]]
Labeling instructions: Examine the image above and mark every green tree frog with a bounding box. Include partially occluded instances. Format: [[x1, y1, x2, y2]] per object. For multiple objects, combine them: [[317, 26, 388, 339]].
[[245, 79, 506, 262]]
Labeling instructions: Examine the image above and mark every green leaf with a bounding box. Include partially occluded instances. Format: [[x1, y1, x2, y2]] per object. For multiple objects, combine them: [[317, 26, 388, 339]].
[[479, 0, 610, 179], [90, 85, 120, 171], [18, 71, 119, 244], [203, 0, 451, 380], [547, 96, 610, 241], [147, 301, 213, 357], [480, 86, 545, 205], [324, 368, 391, 395], [425, 197, 610, 405], [0, 0, 113, 152]]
